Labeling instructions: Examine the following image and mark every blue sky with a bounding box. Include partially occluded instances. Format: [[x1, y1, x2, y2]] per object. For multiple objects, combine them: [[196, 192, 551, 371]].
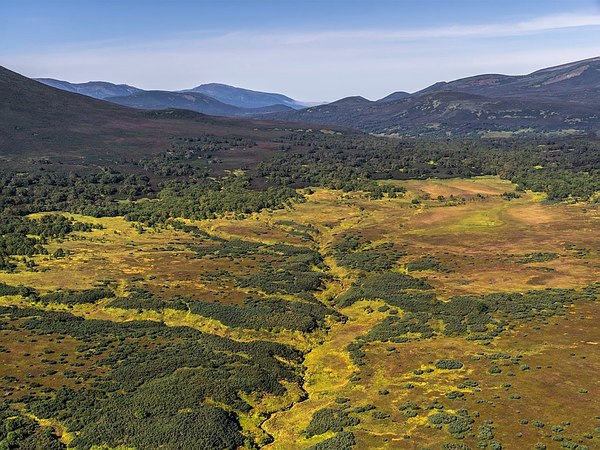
[[1, 0, 600, 101]]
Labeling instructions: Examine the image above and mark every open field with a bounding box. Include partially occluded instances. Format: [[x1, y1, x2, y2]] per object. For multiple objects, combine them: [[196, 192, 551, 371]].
[[1, 176, 598, 449]]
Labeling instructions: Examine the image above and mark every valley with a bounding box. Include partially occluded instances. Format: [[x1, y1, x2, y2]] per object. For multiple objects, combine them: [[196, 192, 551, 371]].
[[1, 177, 597, 449], [0, 34, 598, 448]]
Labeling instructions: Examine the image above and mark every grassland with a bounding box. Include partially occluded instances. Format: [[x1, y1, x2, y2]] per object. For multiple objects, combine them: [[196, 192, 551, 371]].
[[0, 176, 598, 449]]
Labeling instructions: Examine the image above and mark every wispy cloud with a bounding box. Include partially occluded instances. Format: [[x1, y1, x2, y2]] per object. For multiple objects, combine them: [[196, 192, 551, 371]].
[[3, 12, 600, 100], [16, 12, 599, 53], [276, 12, 600, 44]]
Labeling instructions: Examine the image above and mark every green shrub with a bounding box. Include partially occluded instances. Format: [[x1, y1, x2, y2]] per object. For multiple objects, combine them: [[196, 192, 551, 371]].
[[406, 256, 450, 273], [305, 431, 356, 450], [488, 365, 502, 374], [436, 359, 464, 370], [1, 306, 302, 449], [336, 272, 432, 307], [516, 252, 558, 264], [304, 409, 359, 438]]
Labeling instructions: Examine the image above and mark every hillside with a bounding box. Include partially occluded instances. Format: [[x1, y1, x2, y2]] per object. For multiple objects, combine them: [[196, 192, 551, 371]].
[[268, 90, 598, 136], [35, 78, 144, 99], [0, 66, 307, 169], [416, 56, 600, 104], [377, 91, 410, 103], [261, 57, 600, 136]]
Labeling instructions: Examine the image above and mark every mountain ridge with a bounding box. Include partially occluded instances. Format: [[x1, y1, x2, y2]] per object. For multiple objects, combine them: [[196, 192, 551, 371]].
[[262, 57, 600, 136], [183, 82, 305, 109], [413, 56, 600, 104], [24, 56, 600, 136], [35, 78, 307, 112], [106, 90, 294, 117], [34, 78, 144, 99], [1, 66, 319, 169]]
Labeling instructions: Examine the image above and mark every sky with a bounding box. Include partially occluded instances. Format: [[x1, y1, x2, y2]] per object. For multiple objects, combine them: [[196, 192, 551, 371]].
[[1, 0, 600, 101]]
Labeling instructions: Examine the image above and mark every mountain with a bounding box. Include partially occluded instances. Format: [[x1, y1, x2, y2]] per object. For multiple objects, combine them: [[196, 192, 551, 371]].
[[327, 96, 372, 107], [35, 78, 306, 114], [106, 90, 294, 116], [0, 66, 305, 169], [262, 57, 600, 136], [185, 83, 305, 109], [265, 90, 598, 137], [35, 78, 143, 99], [377, 91, 410, 103], [17, 57, 600, 138], [415, 56, 600, 104]]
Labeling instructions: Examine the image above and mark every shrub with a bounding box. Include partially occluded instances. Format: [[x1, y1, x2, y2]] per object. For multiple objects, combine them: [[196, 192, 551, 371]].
[[304, 409, 359, 438], [336, 272, 432, 307], [406, 256, 450, 273], [436, 359, 464, 370], [2, 306, 303, 449], [446, 391, 465, 399], [398, 401, 420, 411], [305, 431, 356, 450], [40, 288, 114, 305], [441, 443, 472, 450], [488, 365, 502, 374]]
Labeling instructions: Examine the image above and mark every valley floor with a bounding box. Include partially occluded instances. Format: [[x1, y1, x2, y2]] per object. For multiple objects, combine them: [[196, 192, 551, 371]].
[[0, 176, 598, 449]]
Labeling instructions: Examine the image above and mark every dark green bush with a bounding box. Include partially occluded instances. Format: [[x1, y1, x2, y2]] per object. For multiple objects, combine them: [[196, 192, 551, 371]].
[[305, 431, 356, 450], [304, 409, 360, 438], [436, 359, 464, 370]]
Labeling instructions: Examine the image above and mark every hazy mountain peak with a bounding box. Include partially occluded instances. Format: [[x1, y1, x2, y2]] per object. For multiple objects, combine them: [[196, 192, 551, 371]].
[[330, 96, 372, 105], [105, 89, 295, 117], [35, 77, 308, 111], [35, 78, 143, 99], [185, 83, 305, 109]]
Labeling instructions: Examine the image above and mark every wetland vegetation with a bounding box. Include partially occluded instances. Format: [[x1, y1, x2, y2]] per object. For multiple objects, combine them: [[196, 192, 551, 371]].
[[0, 133, 598, 449]]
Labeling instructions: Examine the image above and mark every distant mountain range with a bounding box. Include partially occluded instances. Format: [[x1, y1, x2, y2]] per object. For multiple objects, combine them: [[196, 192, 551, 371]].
[[35, 78, 307, 115], [34, 78, 144, 99], [264, 57, 600, 136], [31, 56, 600, 136], [2, 66, 321, 169], [106, 90, 295, 117], [184, 83, 304, 109]]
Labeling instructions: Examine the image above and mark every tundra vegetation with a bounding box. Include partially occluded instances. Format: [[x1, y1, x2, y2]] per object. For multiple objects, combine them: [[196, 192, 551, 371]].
[[0, 133, 598, 449]]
